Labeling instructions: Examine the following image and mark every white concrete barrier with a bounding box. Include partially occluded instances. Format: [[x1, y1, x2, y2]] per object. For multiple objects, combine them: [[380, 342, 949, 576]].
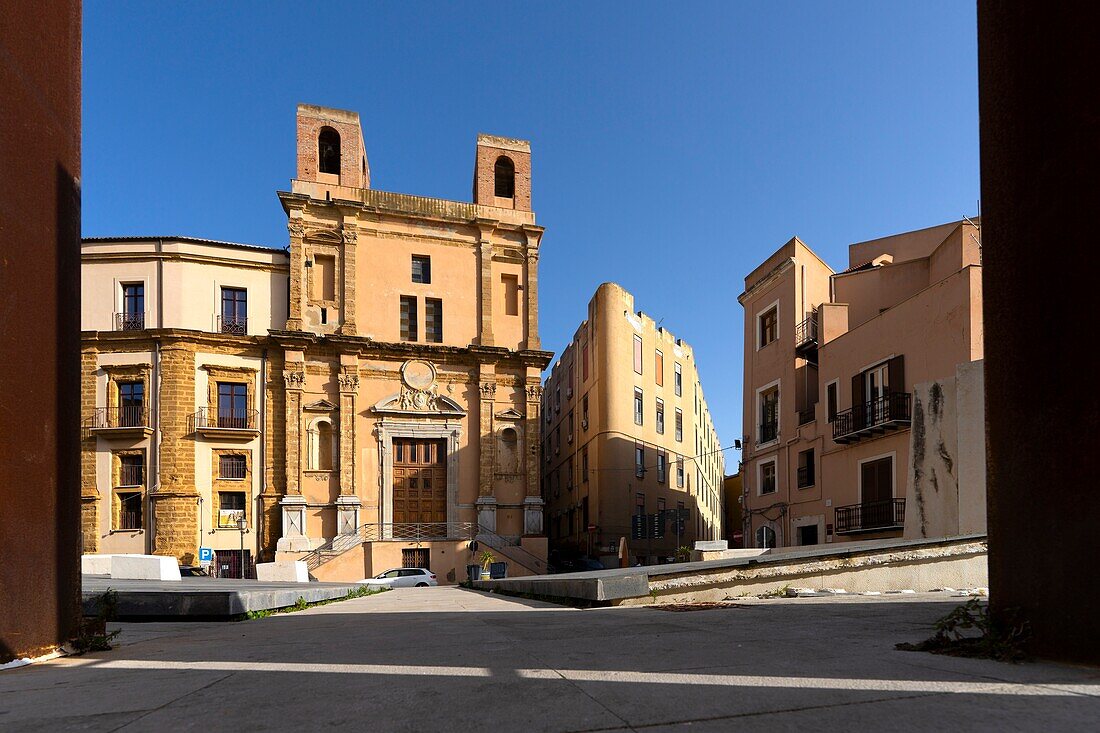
[[110, 554, 182, 581], [81, 554, 114, 575], [256, 561, 310, 583]]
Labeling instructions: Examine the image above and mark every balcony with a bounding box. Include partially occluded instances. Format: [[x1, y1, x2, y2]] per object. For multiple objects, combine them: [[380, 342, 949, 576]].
[[794, 312, 818, 359], [797, 407, 816, 426], [832, 392, 912, 444], [189, 407, 260, 439], [217, 315, 248, 335], [758, 420, 778, 444], [114, 312, 145, 331], [118, 463, 144, 487], [83, 406, 152, 439], [834, 498, 906, 534]]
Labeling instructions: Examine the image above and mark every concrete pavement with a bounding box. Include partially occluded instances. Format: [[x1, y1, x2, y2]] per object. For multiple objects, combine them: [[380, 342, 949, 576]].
[[1, 588, 1097, 731]]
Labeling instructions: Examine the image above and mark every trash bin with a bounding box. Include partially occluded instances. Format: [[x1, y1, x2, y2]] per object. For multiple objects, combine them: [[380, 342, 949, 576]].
[[466, 564, 481, 583], [489, 562, 507, 580]]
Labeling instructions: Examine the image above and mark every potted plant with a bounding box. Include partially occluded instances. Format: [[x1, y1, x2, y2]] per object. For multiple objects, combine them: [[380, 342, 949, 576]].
[[479, 550, 496, 580]]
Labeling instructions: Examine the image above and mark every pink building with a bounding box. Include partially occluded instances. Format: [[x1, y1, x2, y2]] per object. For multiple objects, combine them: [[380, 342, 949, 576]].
[[738, 220, 983, 548]]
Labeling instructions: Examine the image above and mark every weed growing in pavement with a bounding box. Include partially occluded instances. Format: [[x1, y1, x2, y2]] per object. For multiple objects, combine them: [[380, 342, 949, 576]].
[[71, 589, 122, 654], [757, 585, 792, 599], [243, 585, 386, 620], [896, 598, 1030, 662]]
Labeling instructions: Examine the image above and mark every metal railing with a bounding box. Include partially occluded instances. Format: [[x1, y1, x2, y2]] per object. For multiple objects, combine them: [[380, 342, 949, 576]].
[[832, 392, 912, 441], [85, 406, 148, 430], [795, 312, 818, 348], [119, 462, 144, 486], [797, 407, 816, 425], [300, 522, 479, 571], [219, 456, 247, 479], [115, 312, 145, 331], [218, 315, 248, 335], [119, 510, 142, 530], [476, 527, 547, 575], [759, 420, 778, 443], [834, 498, 906, 534], [188, 407, 259, 432]]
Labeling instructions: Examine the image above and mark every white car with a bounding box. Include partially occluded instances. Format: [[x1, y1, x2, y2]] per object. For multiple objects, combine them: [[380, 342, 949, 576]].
[[359, 568, 438, 588]]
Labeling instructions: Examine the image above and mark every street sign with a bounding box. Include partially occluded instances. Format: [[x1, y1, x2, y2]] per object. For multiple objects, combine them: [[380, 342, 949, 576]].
[[198, 547, 214, 565]]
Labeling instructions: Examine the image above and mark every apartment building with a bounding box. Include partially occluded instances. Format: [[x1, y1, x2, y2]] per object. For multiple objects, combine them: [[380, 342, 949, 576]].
[[542, 283, 723, 566], [80, 237, 289, 576], [79, 104, 553, 582], [738, 219, 983, 548]]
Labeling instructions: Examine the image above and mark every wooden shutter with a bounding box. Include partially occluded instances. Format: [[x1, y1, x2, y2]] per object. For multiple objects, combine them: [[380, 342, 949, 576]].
[[887, 355, 905, 396], [827, 383, 837, 422], [851, 373, 863, 428]]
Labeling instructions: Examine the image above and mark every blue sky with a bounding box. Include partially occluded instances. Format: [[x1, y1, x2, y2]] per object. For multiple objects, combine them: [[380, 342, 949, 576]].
[[83, 2, 979, 460]]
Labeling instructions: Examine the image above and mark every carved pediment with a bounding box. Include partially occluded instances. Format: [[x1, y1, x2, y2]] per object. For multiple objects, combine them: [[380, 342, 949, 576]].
[[371, 391, 466, 416], [303, 399, 338, 411], [495, 408, 524, 420], [305, 226, 342, 244]]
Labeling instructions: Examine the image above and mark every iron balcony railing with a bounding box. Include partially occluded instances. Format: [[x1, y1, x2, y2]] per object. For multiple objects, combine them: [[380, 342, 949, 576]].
[[119, 462, 144, 486], [832, 392, 912, 443], [219, 456, 247, 480], [85, 405, 149, 430], [759, 420, 778, 444], [794, 312, 819, 349], [115, 312, 145, 331], [834, 498, 906, 534], [188, 407, 259, 432], [797, 407, 816, 425], [218, 315, 248, 335], [300, 522, 479, 570], [119, 511, 142, 530]]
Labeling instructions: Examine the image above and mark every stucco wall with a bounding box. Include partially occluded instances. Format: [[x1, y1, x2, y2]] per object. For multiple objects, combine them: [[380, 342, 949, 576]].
[[904, 360, 986, 540]]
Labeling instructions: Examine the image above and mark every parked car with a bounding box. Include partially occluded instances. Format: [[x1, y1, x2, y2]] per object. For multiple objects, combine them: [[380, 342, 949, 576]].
[[179, 565, 210, 577], [359, 568, 438, 588]]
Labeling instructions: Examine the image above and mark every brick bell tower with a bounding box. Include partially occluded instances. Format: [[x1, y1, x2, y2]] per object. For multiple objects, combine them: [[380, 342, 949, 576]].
[[296, 104, 369, 189], [472, 134, 531, 211]]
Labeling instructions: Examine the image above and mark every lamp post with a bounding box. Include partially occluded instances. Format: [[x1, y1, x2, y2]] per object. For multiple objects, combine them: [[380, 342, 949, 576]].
[[237, 516, 248, 579]]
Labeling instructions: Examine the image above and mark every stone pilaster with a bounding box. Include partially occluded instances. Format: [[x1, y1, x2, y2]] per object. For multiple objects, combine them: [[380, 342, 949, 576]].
[[283, 360, 305, 495], [477, 221, 495, 346], [523, 227, 542, 350], [478, 370, 496, 499], [152, 342, 199, 564], [523, 378, 544, 536], [80, 348, 100, 552], [337, 360, 358, 499], [285, 216, 306, 330], [338, 222, 358, 335]]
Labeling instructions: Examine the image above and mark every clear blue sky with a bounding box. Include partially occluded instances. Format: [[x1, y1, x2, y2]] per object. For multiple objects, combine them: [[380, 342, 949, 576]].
[[83, 2, 979, 461]]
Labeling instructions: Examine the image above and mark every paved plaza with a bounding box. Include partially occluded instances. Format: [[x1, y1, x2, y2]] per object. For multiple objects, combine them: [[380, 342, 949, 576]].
[[1, 588, 1097, 731]]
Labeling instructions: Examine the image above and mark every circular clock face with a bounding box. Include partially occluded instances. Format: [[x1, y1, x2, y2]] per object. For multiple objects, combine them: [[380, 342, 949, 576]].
[[402, 359, 436, 390]]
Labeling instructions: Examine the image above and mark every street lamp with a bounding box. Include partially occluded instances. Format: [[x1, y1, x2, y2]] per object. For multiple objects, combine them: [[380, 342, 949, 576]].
[[236, 516, 248, 579]]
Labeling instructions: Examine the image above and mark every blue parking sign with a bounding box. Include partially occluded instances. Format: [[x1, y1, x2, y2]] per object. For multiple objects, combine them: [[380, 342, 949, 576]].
[[199, 547, 214, 564]]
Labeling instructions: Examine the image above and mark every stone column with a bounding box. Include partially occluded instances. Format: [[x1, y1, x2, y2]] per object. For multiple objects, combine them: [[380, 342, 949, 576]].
[[476, 367, 497, 531], [285, 217, 306, 331], [522, 227, 542, 351], [336, 358, 360, 535], [338, 221, 358, 335], [523, 379, 545, 535], [476, 221, 496, 347]]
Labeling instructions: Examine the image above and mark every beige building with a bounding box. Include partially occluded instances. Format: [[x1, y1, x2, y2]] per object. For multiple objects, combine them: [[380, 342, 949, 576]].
[[738, 219, 983, 548], [542, 283, 723, 566], [79, 104, 553, 582], [80, 236, 289, 576]]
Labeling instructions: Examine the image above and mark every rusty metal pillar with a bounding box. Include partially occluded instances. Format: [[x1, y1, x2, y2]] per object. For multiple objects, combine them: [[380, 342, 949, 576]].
[[979, 1, 1100, 664], [0, 0, 83, 662]]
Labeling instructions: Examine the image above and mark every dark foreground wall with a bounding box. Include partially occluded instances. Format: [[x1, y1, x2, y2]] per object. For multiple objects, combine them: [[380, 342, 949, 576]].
[[979, 2, 1100, 664], [0, 1, 82, 662]]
